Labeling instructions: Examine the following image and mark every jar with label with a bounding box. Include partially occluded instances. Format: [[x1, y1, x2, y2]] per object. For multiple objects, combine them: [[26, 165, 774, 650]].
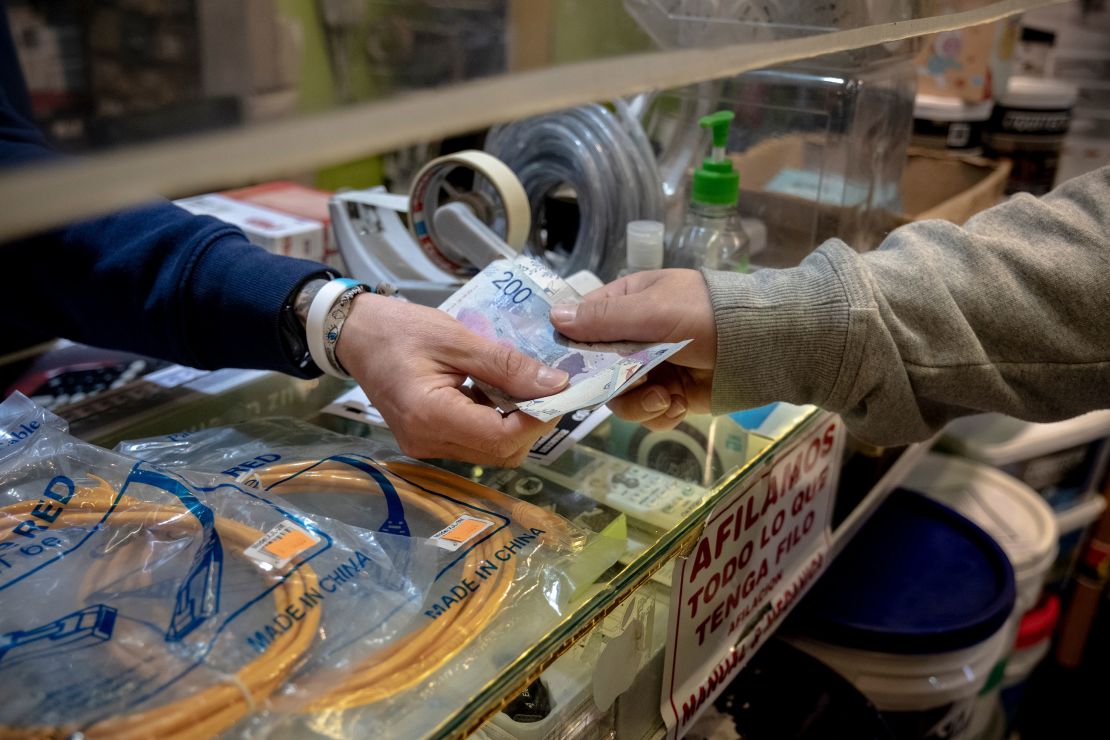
[[985, 76, 1078, 195], [913, 94, 994, 154]]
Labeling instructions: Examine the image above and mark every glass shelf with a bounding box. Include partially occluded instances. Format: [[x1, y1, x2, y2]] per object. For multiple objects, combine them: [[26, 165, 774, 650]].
[[315, 405, 931, 738]]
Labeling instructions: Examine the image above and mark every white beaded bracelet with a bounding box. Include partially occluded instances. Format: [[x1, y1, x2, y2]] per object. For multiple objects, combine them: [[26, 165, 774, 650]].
[[306, 278, 364, 378]]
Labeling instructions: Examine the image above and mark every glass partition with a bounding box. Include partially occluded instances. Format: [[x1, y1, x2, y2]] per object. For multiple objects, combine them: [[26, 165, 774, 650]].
[[0, 0, 1058, 241]]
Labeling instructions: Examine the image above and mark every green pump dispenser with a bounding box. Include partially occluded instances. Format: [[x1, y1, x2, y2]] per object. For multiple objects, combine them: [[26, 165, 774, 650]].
[[692, 111, 740, 206]]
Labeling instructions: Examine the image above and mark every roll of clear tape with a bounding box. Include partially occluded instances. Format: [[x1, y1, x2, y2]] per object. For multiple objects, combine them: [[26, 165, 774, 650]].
[[485, 102, 664, 281]]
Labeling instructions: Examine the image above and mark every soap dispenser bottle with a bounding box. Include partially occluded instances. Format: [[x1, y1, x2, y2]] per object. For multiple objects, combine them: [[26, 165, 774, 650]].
[[666, 111, 749, 272]]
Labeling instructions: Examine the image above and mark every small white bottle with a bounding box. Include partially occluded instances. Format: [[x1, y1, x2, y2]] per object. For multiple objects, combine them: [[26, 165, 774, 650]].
[[620, 220, 665, 277]]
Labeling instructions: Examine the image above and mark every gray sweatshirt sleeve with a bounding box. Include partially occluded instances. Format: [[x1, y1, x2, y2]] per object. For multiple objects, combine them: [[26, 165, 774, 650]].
[[704, 165, 1110, 445]]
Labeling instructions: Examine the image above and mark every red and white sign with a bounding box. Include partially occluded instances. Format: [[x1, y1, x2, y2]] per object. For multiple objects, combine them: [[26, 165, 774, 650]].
[[661, 415, 845, 737]]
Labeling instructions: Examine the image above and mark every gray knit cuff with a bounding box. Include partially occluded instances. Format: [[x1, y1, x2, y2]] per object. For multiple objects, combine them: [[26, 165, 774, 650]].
[[702, 249, 853, 414]]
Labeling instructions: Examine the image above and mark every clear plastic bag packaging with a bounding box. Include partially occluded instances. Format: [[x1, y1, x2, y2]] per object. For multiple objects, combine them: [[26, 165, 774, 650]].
[[0, 394, 434, 738], [117, 418, 604, 738]]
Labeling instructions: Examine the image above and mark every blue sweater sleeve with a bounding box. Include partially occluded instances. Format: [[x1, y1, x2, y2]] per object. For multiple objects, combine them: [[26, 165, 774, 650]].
[[0, 56, 332, 375]]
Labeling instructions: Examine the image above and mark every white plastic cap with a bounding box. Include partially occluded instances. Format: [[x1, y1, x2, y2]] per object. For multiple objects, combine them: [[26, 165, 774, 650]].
[[626, 220, 665, 271], [913, 94, 994, 122], [999, 76, 1078, 110]]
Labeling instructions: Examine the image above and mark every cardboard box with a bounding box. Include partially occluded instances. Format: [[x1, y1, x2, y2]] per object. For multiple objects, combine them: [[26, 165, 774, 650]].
[[733, 139, 1010, 268], [915, 19, 1019, 103], [175, 193, 326, 263], [223, 180, 344, 269], [897, 147, 1012, 224]]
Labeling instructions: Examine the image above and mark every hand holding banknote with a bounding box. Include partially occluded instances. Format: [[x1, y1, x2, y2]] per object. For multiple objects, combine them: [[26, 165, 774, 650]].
[[438, 258, 692, 422], [336, 293, 567, 466], [551, 269, 717, 432]]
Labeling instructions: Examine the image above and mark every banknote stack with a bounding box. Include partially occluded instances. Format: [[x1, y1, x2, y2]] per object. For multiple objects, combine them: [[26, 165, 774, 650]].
[[439, 257, 689, 421]]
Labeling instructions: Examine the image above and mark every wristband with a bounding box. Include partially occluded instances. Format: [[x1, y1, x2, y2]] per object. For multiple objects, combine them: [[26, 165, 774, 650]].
[[323, 284, 366, 376], [306, 278, 367, 378], [279, 273, 337, 375]]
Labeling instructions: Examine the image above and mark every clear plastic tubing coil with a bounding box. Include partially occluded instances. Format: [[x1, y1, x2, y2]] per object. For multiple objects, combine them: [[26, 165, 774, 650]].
[[485, 101, 664, 281]]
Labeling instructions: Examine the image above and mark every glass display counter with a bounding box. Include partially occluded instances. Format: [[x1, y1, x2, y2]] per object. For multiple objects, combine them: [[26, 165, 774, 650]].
[[16, 356, 928, 737], [309, 396, 932, 738]]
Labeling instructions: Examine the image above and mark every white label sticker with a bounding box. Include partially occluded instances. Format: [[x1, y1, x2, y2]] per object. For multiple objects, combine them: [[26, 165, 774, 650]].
[[143, 364, 209, 389], [244, 520, 320, 569], [430, 516, 496, 551]]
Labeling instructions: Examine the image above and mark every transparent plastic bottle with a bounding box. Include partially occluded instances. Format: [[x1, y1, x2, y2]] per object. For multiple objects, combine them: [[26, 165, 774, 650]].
[[666, 110, 750, 272], [669, 202, 750, 271]]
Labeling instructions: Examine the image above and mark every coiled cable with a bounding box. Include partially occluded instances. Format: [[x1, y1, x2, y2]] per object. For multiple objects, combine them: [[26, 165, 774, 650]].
[[485, 101, 664, 280], [248, 459, 577, 711], [0, 462, 577, 735], [0, 479, 319, 740]]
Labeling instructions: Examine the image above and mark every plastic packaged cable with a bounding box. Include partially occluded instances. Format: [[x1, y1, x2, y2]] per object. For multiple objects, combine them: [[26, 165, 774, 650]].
[[0, 395, 435, 739], [485, 101, 664, 281], [117, 418, 602, 738]]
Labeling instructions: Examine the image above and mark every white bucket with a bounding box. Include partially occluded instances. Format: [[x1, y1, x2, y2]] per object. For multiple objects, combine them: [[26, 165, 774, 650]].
[[940, 411, 1110, 511], [902, 453, 1058, 615], [785, 490, 1017, 740], [791, 626, 1010, 738]]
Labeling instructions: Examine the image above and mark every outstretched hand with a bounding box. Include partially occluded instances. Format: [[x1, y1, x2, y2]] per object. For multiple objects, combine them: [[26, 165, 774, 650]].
[[337, 293, 569, 466], [551, 269, 717, 431]]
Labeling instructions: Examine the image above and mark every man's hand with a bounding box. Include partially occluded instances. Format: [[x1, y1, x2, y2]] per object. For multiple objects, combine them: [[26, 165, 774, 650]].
[[337, 293, 568, 466], [551, 269, 716, 431]]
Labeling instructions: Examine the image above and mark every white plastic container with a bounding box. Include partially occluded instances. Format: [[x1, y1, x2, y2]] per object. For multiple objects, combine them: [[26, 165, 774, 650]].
[[940, 411, 1110, 512], [790, 627, 1011, 720], [786, 490, 1016, 740], [902, 453, 1058, 615], [913, 94, 994, 153], [621, 220, 665, 275], [985, 75, 1079, 194]]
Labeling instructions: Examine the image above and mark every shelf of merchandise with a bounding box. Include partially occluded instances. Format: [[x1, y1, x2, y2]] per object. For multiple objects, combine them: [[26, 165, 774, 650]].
[[40, 363, 930, 737], [308, 401, 934, 738]]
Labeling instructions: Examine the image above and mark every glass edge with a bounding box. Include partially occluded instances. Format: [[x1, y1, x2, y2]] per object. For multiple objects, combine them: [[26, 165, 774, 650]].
[[0, 0, 1056, 242], [430, 406, 824, 738]]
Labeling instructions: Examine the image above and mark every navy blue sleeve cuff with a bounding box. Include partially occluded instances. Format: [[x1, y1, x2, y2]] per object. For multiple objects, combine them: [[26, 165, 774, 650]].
[[184, 232, 334, 377]]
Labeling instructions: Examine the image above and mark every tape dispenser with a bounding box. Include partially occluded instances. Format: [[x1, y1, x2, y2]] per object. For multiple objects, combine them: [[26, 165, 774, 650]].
[[330, 151, 530, 306]]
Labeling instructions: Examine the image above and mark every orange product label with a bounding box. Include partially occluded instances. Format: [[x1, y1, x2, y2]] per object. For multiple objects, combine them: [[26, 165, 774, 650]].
[[265, 527, 319, 560]]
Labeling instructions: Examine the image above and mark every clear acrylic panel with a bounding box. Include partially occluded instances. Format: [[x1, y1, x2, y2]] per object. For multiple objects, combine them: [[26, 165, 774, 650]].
[[0, 0, 1060, 242]]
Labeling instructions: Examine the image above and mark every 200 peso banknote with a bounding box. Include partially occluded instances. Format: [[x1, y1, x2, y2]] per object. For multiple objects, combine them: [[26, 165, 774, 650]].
[[439, 257, 689, 421]]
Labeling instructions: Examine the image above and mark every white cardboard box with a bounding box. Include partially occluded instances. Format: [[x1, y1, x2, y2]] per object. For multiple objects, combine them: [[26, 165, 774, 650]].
[[175, 193, 326, 262]]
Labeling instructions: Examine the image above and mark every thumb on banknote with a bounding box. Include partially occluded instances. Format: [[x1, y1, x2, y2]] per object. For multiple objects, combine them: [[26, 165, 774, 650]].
[[550, 269, 715, 369], [460, 335, 570, 400]]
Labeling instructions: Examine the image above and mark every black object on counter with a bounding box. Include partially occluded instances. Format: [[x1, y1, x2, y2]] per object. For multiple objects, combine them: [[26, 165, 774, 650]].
[[713, 638, 894, 739], [501, 677, 552, 724]]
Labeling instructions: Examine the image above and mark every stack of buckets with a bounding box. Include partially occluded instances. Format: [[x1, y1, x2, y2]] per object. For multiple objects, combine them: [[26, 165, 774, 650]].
[[785, 452, 1058, 739]]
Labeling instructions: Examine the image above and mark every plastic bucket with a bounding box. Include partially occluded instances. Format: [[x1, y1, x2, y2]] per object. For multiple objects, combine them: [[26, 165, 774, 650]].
[[902, 453, 1058, 615], [786, 490, 1016, 740], [940, 411, 1110, 511], [913, 94, 994, 153], [999, 593, 1060, 728], [985, 75, 1078, 194], [705, 638, 894, 740]]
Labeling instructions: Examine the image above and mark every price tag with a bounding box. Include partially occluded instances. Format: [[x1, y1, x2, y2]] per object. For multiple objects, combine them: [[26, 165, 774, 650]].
[[245, 520, 320, 569], [431, 516, 496, 551]]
